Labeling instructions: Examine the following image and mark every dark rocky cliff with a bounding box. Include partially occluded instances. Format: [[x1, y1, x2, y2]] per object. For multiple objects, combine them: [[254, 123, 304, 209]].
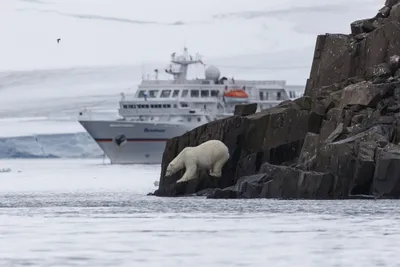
[[152, 1, 400, 199]]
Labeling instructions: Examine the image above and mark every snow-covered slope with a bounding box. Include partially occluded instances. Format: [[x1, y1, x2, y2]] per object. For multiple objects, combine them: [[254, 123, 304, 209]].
[[0, 0, 382, 158]]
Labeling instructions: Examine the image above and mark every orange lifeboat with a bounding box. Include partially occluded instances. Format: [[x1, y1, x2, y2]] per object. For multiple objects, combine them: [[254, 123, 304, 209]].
[[223, 89, 249, 103]]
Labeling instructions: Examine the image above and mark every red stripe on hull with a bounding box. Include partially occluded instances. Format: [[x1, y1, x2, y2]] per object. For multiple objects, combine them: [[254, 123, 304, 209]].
[[95, 139, 168, 142]]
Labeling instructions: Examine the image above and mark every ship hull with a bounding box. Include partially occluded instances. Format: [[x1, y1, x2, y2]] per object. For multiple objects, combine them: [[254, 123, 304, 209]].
[[78, 120, 193, 164]]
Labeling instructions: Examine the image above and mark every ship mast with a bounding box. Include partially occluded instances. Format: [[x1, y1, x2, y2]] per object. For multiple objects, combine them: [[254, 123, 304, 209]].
[[165, 47, 203, 83]]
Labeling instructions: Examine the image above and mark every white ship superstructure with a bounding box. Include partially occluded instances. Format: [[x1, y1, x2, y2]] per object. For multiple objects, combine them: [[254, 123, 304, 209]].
[[78, 48, 303, 164]]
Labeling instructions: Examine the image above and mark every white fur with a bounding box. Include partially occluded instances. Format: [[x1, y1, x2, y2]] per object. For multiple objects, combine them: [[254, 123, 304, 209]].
[[164, 140, 230, 183]]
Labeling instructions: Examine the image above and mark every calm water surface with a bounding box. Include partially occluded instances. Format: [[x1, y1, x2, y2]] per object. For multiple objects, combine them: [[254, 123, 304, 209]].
[[1, 193, 400, 267], [0, 159, 399, 266]]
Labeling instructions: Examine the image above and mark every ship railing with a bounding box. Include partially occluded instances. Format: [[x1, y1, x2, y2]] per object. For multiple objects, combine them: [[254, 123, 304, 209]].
[[140, 79, 286, 85]]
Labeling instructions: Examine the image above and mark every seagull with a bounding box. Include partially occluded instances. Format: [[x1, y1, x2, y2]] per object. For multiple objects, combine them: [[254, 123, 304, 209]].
[[57, 38, 61, 43]]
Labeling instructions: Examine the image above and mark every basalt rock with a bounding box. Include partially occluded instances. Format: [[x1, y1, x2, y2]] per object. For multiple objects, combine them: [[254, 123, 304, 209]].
[[206, 187, 239, 199], [350, 18, 376, 35], [297, 133, 320, 171], [378, 6, 391, 18], [152, 2, 400, 199], [338, 81, 396, 109], [372, 143, 400, 197], [386, 0, 400, 8], [155, 105, 312, 197], [234, 103, 258, 116]]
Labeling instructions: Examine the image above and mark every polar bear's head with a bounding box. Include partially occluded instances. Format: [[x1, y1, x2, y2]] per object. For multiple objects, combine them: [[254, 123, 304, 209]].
[[165, 162, 178, 177]]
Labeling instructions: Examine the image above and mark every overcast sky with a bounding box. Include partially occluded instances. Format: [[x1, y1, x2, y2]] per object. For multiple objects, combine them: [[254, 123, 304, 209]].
[[0, 0, 383, 84]]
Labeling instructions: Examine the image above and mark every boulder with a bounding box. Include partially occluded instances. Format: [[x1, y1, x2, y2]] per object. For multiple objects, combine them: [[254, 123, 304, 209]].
[[257, 163, 334, 199], [366, 63, 392, 81], [305, 34, 357, 99], [339, 81, 395, 109], [319, 120, 337, 142], [297, 171, 335, 199], [390, 3, 400, 20], [377, 6, 391, 18], [350, 18, 376, 35], [258, 163, 301, 199], [234, 103, 258, 116], [389, 55, 400, 73], [386, 0, 400, 8], [349, 142, 378, 196], [206, 188, 239, 199], [372, 143, 400, 198], [293, 96, 312, 110], [235, 173, 271, 198], [297, 132, 320, 170]]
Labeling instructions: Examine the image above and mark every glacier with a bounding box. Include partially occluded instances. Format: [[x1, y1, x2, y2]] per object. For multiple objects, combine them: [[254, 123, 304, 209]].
[[0, 132, 103, 159]]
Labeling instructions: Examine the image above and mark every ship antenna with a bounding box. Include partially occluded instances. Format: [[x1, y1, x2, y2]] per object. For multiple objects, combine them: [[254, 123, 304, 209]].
[[141, 61, 145, 80], [154, 69, 159, 81]]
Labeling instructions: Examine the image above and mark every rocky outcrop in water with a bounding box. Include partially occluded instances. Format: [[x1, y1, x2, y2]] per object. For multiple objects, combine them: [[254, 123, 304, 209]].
[[152, 1, 400, 199]]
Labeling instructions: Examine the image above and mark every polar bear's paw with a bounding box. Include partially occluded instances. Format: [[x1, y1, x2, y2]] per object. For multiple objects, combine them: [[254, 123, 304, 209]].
[[176, 177, 187, 183], [209, 171, 222, 177]]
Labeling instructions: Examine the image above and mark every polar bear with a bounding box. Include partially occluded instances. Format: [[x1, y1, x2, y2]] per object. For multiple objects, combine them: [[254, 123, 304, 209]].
[[164, 140, 230, 183]]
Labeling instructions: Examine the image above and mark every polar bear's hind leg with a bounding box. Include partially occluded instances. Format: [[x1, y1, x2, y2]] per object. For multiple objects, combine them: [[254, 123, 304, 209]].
[[210, 154, 229, 177]]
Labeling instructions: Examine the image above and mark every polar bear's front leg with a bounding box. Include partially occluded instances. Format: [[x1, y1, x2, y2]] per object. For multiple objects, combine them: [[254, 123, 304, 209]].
[[176, 165, 198, 183]]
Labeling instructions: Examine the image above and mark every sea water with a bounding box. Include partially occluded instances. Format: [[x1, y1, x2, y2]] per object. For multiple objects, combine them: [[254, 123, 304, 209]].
[[0, 159, 399, 267]]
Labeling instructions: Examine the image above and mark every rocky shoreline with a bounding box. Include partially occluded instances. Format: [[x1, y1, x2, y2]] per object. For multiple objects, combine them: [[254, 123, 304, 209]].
[[152, 0, 400, 199]]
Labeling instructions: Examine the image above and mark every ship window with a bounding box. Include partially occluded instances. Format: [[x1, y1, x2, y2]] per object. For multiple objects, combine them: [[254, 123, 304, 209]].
[[167, 104, 171, 108], [163, 104, 167, 108], [128, 105, 134, 108], [160, 90, 171, 98], [145, 105, 149, 108], [201, 90, 209, 97], [211, 90, 219, 97], [259, 92, 264, 100], [181, 90, 188, 97], [191, 90, 199, 97], [174, 104, 177, 108], [197, 117, 201, 122], [138, 90, 145, 98], [123, 105, 127, 108], [172, 90, 180, 97], [149, 90, 158, 98], [265, 92, 269, 100], [150, 105, 154, 108], [158, 104, 162, 108], [181, 103, 188, 108], [188, 117, 191, 122], [277, 92, 281, 100]]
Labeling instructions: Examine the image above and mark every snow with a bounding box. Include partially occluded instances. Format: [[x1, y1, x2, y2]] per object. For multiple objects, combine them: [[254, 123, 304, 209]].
[[0, 0, 382, 159]]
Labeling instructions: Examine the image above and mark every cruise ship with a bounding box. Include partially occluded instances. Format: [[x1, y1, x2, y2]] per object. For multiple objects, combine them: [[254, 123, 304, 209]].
[[78, 48, 304, 164]]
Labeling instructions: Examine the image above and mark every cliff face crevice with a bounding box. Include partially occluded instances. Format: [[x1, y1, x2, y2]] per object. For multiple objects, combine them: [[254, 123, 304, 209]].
[[152, 0, 400, 199]]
